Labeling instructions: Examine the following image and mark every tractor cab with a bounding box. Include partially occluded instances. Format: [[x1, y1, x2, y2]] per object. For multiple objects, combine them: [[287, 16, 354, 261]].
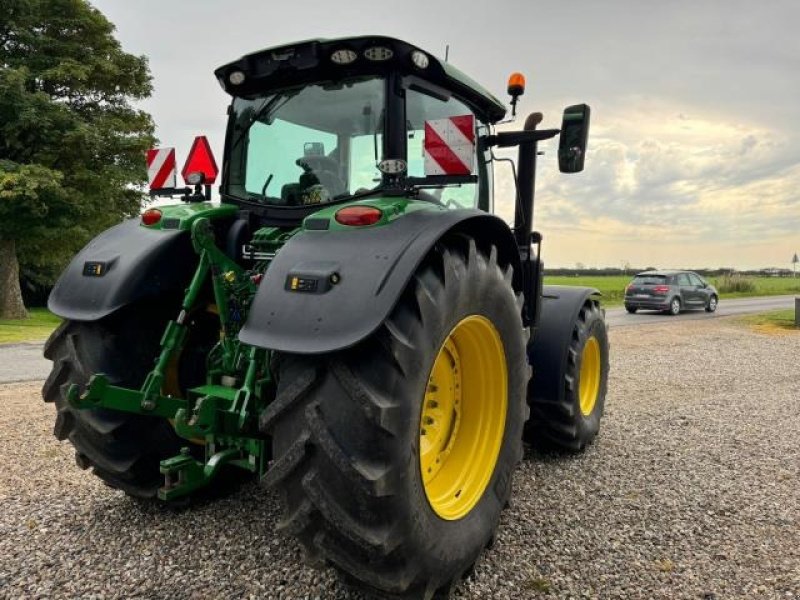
[[217, 36, 508, 225]]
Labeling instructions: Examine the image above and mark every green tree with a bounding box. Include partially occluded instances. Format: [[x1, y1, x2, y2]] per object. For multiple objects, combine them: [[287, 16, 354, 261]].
[[0, 0, 155, 318]]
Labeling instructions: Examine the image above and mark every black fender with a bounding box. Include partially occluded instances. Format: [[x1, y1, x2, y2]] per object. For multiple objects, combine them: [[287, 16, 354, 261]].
[[48, 219, 196, 321], [238, 208, 522, 354], [527, 285, 602, 403]]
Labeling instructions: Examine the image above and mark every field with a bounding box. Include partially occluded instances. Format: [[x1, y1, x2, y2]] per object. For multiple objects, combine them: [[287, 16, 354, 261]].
[[544, 275, 800, 306], [0, 308, 60, 344]]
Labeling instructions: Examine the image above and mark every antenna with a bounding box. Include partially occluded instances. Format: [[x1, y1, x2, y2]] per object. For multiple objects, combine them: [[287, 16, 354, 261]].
[[445, 44, 449, 62]]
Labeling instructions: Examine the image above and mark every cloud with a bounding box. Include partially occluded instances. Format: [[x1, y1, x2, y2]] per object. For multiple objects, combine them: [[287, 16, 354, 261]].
[[493, 97, 800, 267]]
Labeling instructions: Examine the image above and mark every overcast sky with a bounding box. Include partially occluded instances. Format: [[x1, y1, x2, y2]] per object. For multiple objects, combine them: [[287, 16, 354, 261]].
[[91, 0, 800, 269]]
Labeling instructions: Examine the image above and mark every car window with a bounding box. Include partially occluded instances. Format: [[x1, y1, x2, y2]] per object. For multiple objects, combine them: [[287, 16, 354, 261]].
[[677, 274, 691, 286], [688, 274, 704, 286], [632, 275, 667, 285]]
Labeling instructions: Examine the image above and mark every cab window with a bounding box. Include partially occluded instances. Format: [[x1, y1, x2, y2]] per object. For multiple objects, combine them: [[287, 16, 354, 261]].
[[405, 88, 491, 209]]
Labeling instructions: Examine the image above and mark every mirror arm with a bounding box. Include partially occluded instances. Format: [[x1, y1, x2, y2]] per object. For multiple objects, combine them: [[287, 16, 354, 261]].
[[482, 128, 560, 149]]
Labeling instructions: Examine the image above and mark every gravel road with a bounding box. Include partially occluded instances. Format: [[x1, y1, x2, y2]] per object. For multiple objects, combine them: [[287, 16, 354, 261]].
[[1, 320, 798, 599]]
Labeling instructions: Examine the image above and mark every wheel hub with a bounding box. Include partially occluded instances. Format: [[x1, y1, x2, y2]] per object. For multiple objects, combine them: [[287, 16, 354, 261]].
[[579, 335, 601, 416], [419, 315, 507, 521], [420, 338, 462, 484]]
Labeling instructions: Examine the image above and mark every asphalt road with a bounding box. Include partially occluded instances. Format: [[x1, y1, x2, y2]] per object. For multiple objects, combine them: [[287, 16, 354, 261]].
[[0, 295, 796, 384], [605, 293, 796, 327]]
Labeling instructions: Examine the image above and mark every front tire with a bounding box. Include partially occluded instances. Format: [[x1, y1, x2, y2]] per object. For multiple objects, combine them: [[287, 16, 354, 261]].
[[262, 237, 528, 598], [705, 295, 718, 312]]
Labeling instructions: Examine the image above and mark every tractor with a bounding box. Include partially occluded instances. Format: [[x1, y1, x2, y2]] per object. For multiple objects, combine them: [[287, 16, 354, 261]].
[[43, 36, 608, 599]]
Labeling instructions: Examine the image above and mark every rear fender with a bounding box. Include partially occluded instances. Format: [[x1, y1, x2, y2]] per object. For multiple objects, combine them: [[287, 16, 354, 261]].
[[527, 286, 602, 404], [238, 209, 521, 354], [48, 219, 196, 321]]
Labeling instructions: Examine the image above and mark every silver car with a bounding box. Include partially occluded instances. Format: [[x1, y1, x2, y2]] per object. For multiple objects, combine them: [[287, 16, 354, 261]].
[[624, 270, 719, 315]]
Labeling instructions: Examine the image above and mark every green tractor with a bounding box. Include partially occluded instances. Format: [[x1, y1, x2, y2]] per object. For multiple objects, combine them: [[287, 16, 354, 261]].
[[43, 36, 608, 598]]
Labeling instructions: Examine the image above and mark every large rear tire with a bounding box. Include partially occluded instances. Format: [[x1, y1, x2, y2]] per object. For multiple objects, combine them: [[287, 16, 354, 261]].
[[262, 237, 529, 598], [42, 303, 217, 498], [526, 299, 609, 451]]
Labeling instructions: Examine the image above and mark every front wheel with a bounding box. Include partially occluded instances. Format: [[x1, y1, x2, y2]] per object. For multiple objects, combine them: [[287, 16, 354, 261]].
[[262, 237, 529, 598], [705, 295, 718, 312]]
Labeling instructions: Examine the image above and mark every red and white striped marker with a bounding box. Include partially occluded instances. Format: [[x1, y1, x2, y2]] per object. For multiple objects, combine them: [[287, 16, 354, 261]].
[[146, 147, 177, 190], [423, 115, 476, 176]]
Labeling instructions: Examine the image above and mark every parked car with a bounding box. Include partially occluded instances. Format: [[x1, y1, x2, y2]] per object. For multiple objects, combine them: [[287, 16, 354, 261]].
[[623, 270, 719, 315]]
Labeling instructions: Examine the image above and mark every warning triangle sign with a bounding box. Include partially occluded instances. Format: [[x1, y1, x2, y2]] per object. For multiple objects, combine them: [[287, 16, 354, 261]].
[[181, 135, 219, 184]]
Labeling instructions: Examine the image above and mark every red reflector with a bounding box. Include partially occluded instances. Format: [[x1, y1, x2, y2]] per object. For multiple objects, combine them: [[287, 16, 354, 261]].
[[181, 135, 219, 185], [335, 206, 382, 226], [141, 208, 162, 226]]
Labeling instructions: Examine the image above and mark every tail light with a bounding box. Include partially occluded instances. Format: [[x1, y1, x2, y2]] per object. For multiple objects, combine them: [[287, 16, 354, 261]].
[[335, 206, 382, 227], [625, 284, 633, 293], [141, 208, 162, 226], [653, 285, 670, 294]]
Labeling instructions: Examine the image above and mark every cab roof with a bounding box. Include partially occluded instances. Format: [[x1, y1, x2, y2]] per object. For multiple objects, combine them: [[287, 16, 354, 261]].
[[215, 36, 507, 123]]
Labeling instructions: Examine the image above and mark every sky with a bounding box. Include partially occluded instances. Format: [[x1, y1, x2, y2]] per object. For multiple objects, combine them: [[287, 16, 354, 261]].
[[91, 0, 800, 270]]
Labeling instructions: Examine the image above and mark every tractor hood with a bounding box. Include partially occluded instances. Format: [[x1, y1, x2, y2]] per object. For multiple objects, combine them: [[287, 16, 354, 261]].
[[214, 36, 507, 124]]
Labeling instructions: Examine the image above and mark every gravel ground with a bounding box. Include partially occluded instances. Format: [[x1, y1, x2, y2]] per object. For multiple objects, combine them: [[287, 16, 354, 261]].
[[1, 319, 798, 599]]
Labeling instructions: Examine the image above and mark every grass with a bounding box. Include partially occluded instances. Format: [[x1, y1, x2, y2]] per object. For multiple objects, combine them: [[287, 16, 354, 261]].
[[0, 308, 61, 345], [544, 275, 800, 306], [736, 308, 798, 333]]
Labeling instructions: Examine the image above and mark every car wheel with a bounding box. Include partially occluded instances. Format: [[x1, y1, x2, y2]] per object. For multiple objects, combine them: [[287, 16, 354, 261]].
[[705, 295, 718, 313], [625, 305, 637, 314], [667, 297, 681, 316]]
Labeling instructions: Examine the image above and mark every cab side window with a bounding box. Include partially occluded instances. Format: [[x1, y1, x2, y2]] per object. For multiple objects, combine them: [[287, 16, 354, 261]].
[[405, 88, 491, 209]]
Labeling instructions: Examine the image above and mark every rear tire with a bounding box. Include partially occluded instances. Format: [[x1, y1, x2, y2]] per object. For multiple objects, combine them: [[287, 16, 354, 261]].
[[705, 295, 718, 313], [526, 299, 609, 451], [667, 297, 681, 316], [42, 303, 220, 498], [262, 237, 529, 598], [625, 305, 637, 314]]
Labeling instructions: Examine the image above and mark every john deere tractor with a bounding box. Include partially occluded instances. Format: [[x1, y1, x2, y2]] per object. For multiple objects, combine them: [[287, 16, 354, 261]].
[[43, 36, 608, 598]]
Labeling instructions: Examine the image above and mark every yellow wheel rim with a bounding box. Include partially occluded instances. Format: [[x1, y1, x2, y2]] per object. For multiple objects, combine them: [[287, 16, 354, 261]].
[[579, 336, 601, 416], [420, 315, 507, 521]]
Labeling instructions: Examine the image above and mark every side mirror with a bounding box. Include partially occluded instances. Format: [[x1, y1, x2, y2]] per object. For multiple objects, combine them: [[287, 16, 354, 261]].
[[558, 104, 590, 173]]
